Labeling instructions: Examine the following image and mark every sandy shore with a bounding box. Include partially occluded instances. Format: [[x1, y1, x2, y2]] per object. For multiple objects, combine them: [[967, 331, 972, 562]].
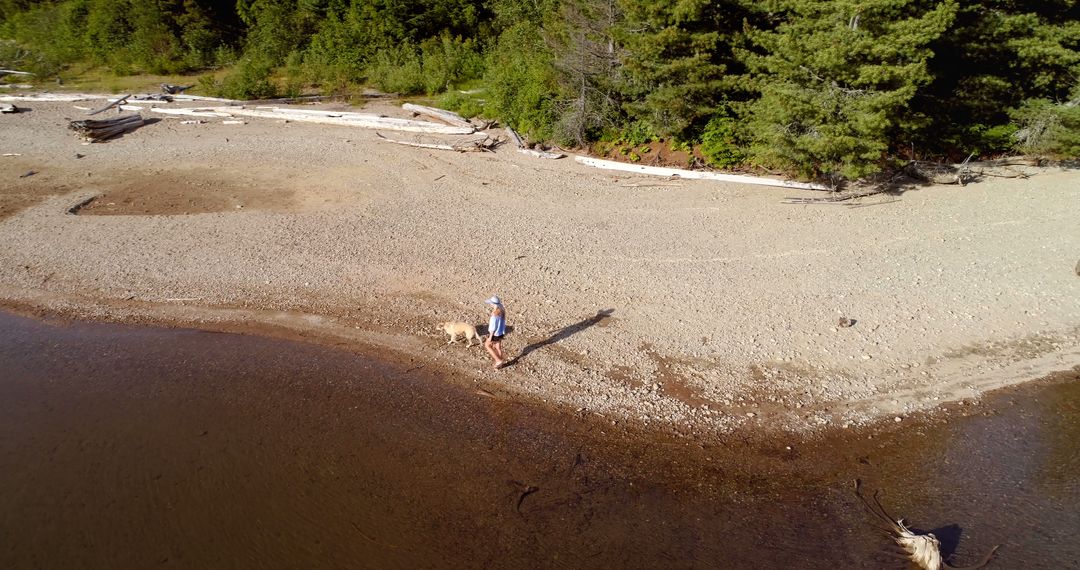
[[2, 97, 1078, 434]]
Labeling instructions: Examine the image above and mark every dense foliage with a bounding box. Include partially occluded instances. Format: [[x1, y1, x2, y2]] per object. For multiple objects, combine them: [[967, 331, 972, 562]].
[[3, 0, 1078, 179]]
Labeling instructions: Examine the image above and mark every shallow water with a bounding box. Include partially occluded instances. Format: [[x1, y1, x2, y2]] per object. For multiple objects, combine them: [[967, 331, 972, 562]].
[[1, 310, 1078, 569]]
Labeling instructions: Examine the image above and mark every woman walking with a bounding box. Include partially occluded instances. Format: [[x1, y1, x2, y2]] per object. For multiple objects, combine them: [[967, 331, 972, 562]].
[[484, 295, 507, 369]]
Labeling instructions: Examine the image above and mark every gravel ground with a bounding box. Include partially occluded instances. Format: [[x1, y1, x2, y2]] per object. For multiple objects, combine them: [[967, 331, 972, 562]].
[[2, 98, 1079, 434]]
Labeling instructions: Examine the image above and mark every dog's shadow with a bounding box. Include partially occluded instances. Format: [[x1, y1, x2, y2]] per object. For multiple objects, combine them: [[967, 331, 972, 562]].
[[500, 309, 614, 368]]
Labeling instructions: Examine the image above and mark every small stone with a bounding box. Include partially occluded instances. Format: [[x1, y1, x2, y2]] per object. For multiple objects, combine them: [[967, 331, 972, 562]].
[[746, 412, 756, 418], [894, 416, 903, 422], [862, 354, 872, 360]]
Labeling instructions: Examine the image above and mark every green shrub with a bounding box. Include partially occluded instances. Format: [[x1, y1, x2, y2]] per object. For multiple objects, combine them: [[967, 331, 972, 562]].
[[482, 22, 558, 141], [438, 90, 484, 119], [1012, 96, 1080, 158], [366, 41, 424, 94], [215, 56, 277, 100], [619, 120, 654, 146], [700, 107, 746, 169], [419, 34, 483, 95]]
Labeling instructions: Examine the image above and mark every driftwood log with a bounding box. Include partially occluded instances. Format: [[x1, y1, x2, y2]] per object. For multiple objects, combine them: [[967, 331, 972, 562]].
[[68, 113, 145, 142], [0, 69, 32, 76], [0, 103, 16, 113], [576, 156, 830, 190], [160, 83, 192, 94], [0, 93, 101, 102], [87, 94, 131, 115], [402, 103, 473, 129], [215, 106, 475, 134], [505, 127, 565, 159], [140, 107, 232, 118], [375, 131, 499, 152]]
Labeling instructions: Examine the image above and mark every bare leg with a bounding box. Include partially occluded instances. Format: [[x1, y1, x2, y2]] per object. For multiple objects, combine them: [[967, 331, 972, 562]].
[[447, 333, 457, 345], [484, 337, 504, 368]]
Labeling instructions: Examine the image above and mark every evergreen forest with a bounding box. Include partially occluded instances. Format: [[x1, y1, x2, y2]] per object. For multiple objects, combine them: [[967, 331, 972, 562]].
[[3, 0, 1079, 179]]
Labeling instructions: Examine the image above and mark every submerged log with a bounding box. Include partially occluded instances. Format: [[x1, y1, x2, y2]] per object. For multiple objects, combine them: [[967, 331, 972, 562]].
[[575, 156, 831, 191], [68, 114, 145, 142], [401, 103, 473, 129]]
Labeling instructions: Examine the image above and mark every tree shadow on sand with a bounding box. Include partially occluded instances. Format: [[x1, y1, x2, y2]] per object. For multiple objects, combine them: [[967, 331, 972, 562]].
[[501, 309, 614, 368]]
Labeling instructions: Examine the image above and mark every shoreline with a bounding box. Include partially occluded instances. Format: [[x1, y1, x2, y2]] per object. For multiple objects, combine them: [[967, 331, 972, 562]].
[[3, 287, 1077, 440], [1, 99, 1078, 436]]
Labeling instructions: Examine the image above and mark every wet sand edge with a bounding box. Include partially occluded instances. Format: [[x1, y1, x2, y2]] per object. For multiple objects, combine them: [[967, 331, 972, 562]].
[[1, 285, 1078, 447]]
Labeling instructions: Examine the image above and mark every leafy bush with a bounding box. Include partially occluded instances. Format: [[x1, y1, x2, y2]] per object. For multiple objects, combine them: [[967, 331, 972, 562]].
[[366, 42, 424, 94], [419, 34, 483, 94], [700, 106, 746, 169], [482, 22, 558, 141], [214, 56, 277, 100], [438, 90, 484, 119], [1012, 96, 1080, 158]]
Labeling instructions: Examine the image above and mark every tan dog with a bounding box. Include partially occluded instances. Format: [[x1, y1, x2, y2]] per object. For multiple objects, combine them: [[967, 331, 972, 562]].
[[439, 322, 481, 347]]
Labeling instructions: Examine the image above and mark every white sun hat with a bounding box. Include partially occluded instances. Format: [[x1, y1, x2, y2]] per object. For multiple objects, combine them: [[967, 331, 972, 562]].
[[485, 295, 502, 306]]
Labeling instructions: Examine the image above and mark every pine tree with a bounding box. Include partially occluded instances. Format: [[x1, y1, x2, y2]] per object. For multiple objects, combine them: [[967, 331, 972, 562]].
[[742, 0, 958, 179], [550, 0, 624, 145], [617, 0, 752, 138], [914, 1, 1080, 156]]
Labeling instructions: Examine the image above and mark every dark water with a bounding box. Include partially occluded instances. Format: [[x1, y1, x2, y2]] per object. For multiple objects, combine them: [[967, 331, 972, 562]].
[[1, 310, 1078, 569]]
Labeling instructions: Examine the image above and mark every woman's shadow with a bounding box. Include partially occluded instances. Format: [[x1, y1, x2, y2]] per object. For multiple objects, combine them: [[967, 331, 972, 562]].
[[501, 309, 614, 368]]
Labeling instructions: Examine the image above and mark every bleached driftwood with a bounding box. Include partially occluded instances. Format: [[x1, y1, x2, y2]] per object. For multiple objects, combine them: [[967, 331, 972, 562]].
[[211, 106, 475, 134], [0, 84, 33, 89], [69, 114, 145, 142], [87, 94, 131, 115], [374, 131, 496, 152], [506, 126, 526, 148], [505, 126, 565, 159], [519, 147, 565, 159], [402, 103, 473, 129], [575, 156, 831, 191], [1, 103, 16, 113], [254, 107, 348, 117], [0, 69, 32, 76], [143, 107, 232, 118], [0, 93, 104, 102], [172, 94, 244, 104]]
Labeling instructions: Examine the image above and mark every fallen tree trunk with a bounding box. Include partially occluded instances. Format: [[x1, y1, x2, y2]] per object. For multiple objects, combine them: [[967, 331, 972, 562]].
[[0, 93, 104, 102], [68, 114, 145, 142], [212, 106, 475, 134], [375, 131, 496, 152], [402, 103, 473, 128], [87, 94, 131, 115], [0, 69, 32, 76], [504, 127, 565, 159], [172, 94, 244, 104], [505, 126, 525, 148], [0, 84, 33, 90], [575, 156, 831, 191], [140, 107, 233, 118]]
